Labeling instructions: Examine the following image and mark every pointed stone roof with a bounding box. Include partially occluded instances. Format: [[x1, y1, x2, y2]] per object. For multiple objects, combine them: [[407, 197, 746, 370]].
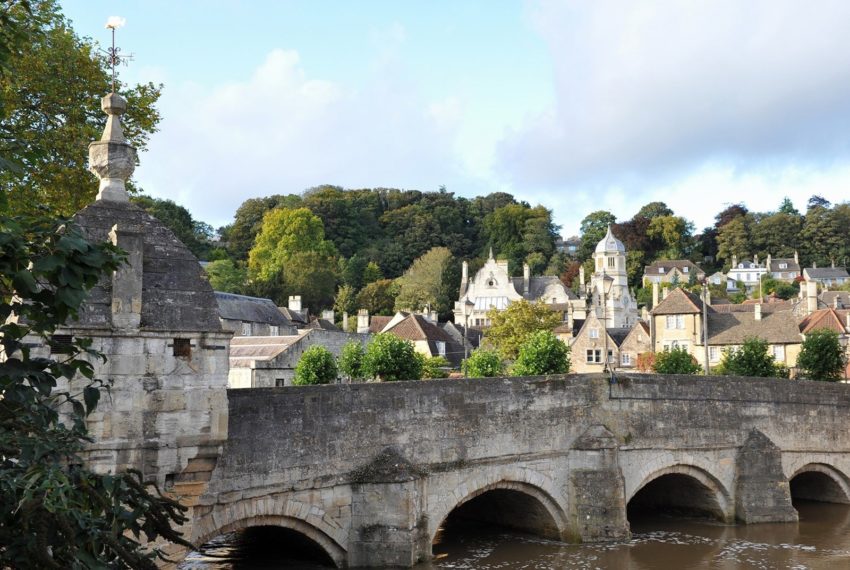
[[650, 287, 706, 315], [595, 224, 625, 254]]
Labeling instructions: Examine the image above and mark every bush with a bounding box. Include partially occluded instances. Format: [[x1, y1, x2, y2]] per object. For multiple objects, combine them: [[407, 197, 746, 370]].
[[719, 337, 785, 378], [463, 349, 505, 378], [653, 347, 702, 374], [421, 355, 450, 379], [511, 330, 571, 376], [338, 340, 366, 382], [293, 345, 338, 385], [362, 333, 423, 381], [797, 329, 846, 381]]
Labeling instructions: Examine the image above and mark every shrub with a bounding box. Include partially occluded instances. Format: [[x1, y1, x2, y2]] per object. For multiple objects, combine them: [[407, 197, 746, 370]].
[[719, 337, 785, 378], [511, 330, 570, 376], [797, 329, 846, 381], [338, 340, 366, 382], [421, 355, 450, 379], [292, 345, 338, 385], [362, 333, 423, 381], [653, 347, 702, 374], [463, 349, 505, 378]]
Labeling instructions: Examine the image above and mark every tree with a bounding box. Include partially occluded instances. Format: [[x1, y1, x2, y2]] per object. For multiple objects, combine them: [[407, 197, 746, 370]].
[[362, 333, 423, 381], [485, 299, 562, 360], [1, 1, 161, 215], [718, 337, 785, 378], [653, 347, 702, 374], [292, 345, 338, 385], [716, 216, 752, 265], [223, 194, 302, 261], [511, 330, 570, 376], [778, 197, 799, 216], [132, 196, 214, 260], [463, 348, 504, 378], [420, 355, 450, 379], [362, 261, 383, 284], [636, 201, 674, 220], [797, 329, 846, 382], [338, 340, 366, 382], [394, 246, 458, 318], [646, 215, 693, 259], [578, 210, 616, 261], [0, 212, 191, 567], [204, 259, 246, 293], [333, 284, 357, 317], [355, 279, 398, 316]]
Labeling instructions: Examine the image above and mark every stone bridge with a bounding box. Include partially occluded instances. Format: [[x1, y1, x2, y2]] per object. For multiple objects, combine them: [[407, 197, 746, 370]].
[[178, 374, 850, 567]]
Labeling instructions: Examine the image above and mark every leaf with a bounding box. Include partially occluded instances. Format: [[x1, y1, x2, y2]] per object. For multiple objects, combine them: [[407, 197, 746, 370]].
[[83, 386, 100, 416]]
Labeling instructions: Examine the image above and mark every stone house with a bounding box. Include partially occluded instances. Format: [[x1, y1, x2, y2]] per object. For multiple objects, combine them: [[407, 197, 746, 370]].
[[650, 287, 706, 355], [381, 313, 465, 367], [766, 253, 801, 282], [617, 321, 652, 370], [569, 313, 649, 373], [726, 255, 767, 293], [228, 329, 370, 387], [804, 266, 850, 288], [642, 260, 705, 287], [215, 291, 296, 336]]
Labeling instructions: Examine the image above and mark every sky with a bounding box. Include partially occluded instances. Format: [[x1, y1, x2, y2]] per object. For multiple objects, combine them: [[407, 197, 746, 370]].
[[60, 0, 850, 237]]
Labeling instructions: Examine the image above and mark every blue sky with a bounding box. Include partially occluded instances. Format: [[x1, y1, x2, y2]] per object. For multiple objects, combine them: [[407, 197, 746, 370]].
[[61, 1, 850, 236]]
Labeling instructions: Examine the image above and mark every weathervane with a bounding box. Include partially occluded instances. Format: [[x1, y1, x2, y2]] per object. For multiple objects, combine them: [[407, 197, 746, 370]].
[[103, 16, 132, 93]]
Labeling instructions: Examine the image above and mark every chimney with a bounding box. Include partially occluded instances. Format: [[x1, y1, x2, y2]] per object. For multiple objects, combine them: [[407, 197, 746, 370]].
[[357, 309, 370, 334], [835, 296, 840, 310], [813, 261, 817, 269], [342, 312, 349, 331], [461, 260, 469, 285], [832, 258, 836, 269], [322, 309, 334, 322], [579, 265, 586, 289], [662, 286, 669, 300], [652, 282, 659, 308], [523, 263, 530, 295], [109, 224, 143, 330], [754, 254, 759, 266], [766, 254, 772, 271], [732, 255, 738, 268], [430, 309, 438, 323], [705, 286, 711, 306], [754, 303, 762, 321], [288, 295, 302, 312], [641, 306, 649, 322], [806, 281, 818, 315], [794, 250, 799, 265]]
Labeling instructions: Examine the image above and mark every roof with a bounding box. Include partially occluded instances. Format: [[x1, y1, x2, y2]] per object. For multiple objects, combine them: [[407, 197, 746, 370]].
[[805, 267, 850, 280], [278, 306, 309, 325], [821, 291, 850, 309], [369, 315, 393, 334], [228, 334, 305, 367], [385, 314, 454, 343], [527, 276, 578, 300], [71, 200, 220, 332], [799, 308, 849, 335], [707, 311, 801, 345], [651, 287, 705, 315], [595, 225, 625, 254], [215, 292, 293, 326], [608, 327, 632, 347], [713, 301, 791, 313], [304, 318, 341, 332], [768, 258, 800, 272], [643, 260, 704, 274]]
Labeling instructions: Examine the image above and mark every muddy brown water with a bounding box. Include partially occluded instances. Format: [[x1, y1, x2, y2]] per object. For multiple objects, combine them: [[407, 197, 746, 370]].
[[179, 501, 850, 570]]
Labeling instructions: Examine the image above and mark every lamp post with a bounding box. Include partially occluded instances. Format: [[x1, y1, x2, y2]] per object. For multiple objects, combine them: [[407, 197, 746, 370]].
[[463, 299, 474, 361], [601, 274, 614, 373]]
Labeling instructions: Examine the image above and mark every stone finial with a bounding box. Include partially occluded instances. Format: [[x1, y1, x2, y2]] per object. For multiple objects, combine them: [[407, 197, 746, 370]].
[[88, 93, 136, 202]]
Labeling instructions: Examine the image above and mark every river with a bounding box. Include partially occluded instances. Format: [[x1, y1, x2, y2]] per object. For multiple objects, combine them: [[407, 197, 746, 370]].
[[179, 501, 850, 569]]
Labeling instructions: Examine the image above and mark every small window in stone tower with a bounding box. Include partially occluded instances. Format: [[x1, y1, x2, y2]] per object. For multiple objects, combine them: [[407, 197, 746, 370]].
[[50, 334, 74, 354], [607, 257, 615, 268], [173, 338, 191, 358]]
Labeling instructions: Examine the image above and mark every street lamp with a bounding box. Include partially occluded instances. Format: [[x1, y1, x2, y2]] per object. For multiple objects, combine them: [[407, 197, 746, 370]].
[[463, 299, 475, 360], [601, 274, 614, 373]]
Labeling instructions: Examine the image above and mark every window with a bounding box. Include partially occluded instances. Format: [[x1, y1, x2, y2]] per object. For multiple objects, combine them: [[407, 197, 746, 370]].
[[621, 353, 631, 366], [665, 315, 685, 329], [241, 322, 252, 336], [772, 345, 785, 361], [779, 263, 788, 269], [50, 334, 74, 354], [709, 346, 719, 362], [586, 349, 601, 363], [658, 267, 665, 274], [608, 257, 615, 268], [608, 349, 614, 363], [269, 325, 279, 336], [436, 341, 446, 357], [275, 378, 286, 387], [173, 338, 191, 358], [589, 328, 599, 339], [683, 266, 689, 273]]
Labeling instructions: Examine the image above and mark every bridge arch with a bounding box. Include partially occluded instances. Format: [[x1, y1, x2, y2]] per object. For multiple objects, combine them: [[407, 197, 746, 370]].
[[192, 514, 346, 568], [789, 463, 850, 505], [627, 464, 733, 522], [430, 476, 569, 544]]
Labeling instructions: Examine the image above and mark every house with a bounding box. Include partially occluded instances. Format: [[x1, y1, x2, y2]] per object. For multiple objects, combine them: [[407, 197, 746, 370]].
[[707, 271, 726, 286], [215, 292, 296, 336], [726, 255, 767, 293], [798, 307, 850, 379], [228, 329, 370, 388], [642, 260, 705, 287], [557, 235, 581, 256], [650, 287, 706, 354], [278, 295, 310, 328], [570, 314, 649, 373], [381, 313, 465, 367], [821, 291, 850, 310], [804, 266, 850, 288], [766, 253, 801, 282], [453, 248, 583, 327]]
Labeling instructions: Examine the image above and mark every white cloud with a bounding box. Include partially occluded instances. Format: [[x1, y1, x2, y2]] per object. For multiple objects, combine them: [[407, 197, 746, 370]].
[[134, 48, 466, 227]]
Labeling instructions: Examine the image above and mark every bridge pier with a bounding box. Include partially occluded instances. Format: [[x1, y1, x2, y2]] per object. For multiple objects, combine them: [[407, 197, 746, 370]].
[[735, 429, 798, 523]]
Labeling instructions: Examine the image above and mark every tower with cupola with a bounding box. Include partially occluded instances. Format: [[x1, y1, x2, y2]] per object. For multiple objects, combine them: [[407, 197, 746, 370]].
[[589, 225, 638, 328]]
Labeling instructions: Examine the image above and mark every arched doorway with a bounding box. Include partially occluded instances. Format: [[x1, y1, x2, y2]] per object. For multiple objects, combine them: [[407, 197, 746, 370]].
[[628, 470, 730, 524]]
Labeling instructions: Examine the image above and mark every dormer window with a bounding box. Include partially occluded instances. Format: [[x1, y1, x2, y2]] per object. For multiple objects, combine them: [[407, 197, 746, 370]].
[[779, 263, 787, 269], [658, 267, 664, 273], [683, 267, 689, 273]]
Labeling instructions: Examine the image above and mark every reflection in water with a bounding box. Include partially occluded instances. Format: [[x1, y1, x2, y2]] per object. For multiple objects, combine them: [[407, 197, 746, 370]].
[[180, 502, 850, 569]]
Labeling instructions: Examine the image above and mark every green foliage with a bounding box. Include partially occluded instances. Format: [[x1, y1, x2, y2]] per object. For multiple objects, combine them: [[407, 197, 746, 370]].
[[420, 355, 450, 379], [462, 348, 505, 378], [511, 330, 570, 376], [646, 215, 693, 259], [485, 299, 562, 360], [797, 329, 846, 381], [204, 259, 246, 293], [362, 261, 383, 284], [717, 216, 752, 264], [653, 347, 702, 374], [222, 194, 302, 261], [394, 246, 458, 318], [0, 212, 192, 567], [132, 196, 215, 260], [293, 345, 338, 385], [333, 284, 357, 317], [362, 333, 423, 381], [355, 279, 399, 316], [483, 204, 558, 274], [1, 0, 161, 215], [718, 337, 785, 378], [338, 340, 366, 382], [578, 210, 616, 261]]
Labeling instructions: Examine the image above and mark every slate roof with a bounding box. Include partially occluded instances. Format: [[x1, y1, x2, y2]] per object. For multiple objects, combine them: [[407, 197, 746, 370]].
[[228, 334, 304, 367], [368, 316, 393, 334], [768, 258, 800, 273], [608, 327, 632, 347], [707, 311, 801, 345], [304, 318, 341, 332], [821, 291, 850, 309], [643, 260, 704, 275], [805, 267, 850, 280], [278, 306, 309, 326], [72, 200, 221, 332], [215, 292, 293, 326], [650, 288, 706, 315]]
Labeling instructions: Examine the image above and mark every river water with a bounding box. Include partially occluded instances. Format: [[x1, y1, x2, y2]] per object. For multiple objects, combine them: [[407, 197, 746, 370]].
[[179, 501, 850, 569]]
